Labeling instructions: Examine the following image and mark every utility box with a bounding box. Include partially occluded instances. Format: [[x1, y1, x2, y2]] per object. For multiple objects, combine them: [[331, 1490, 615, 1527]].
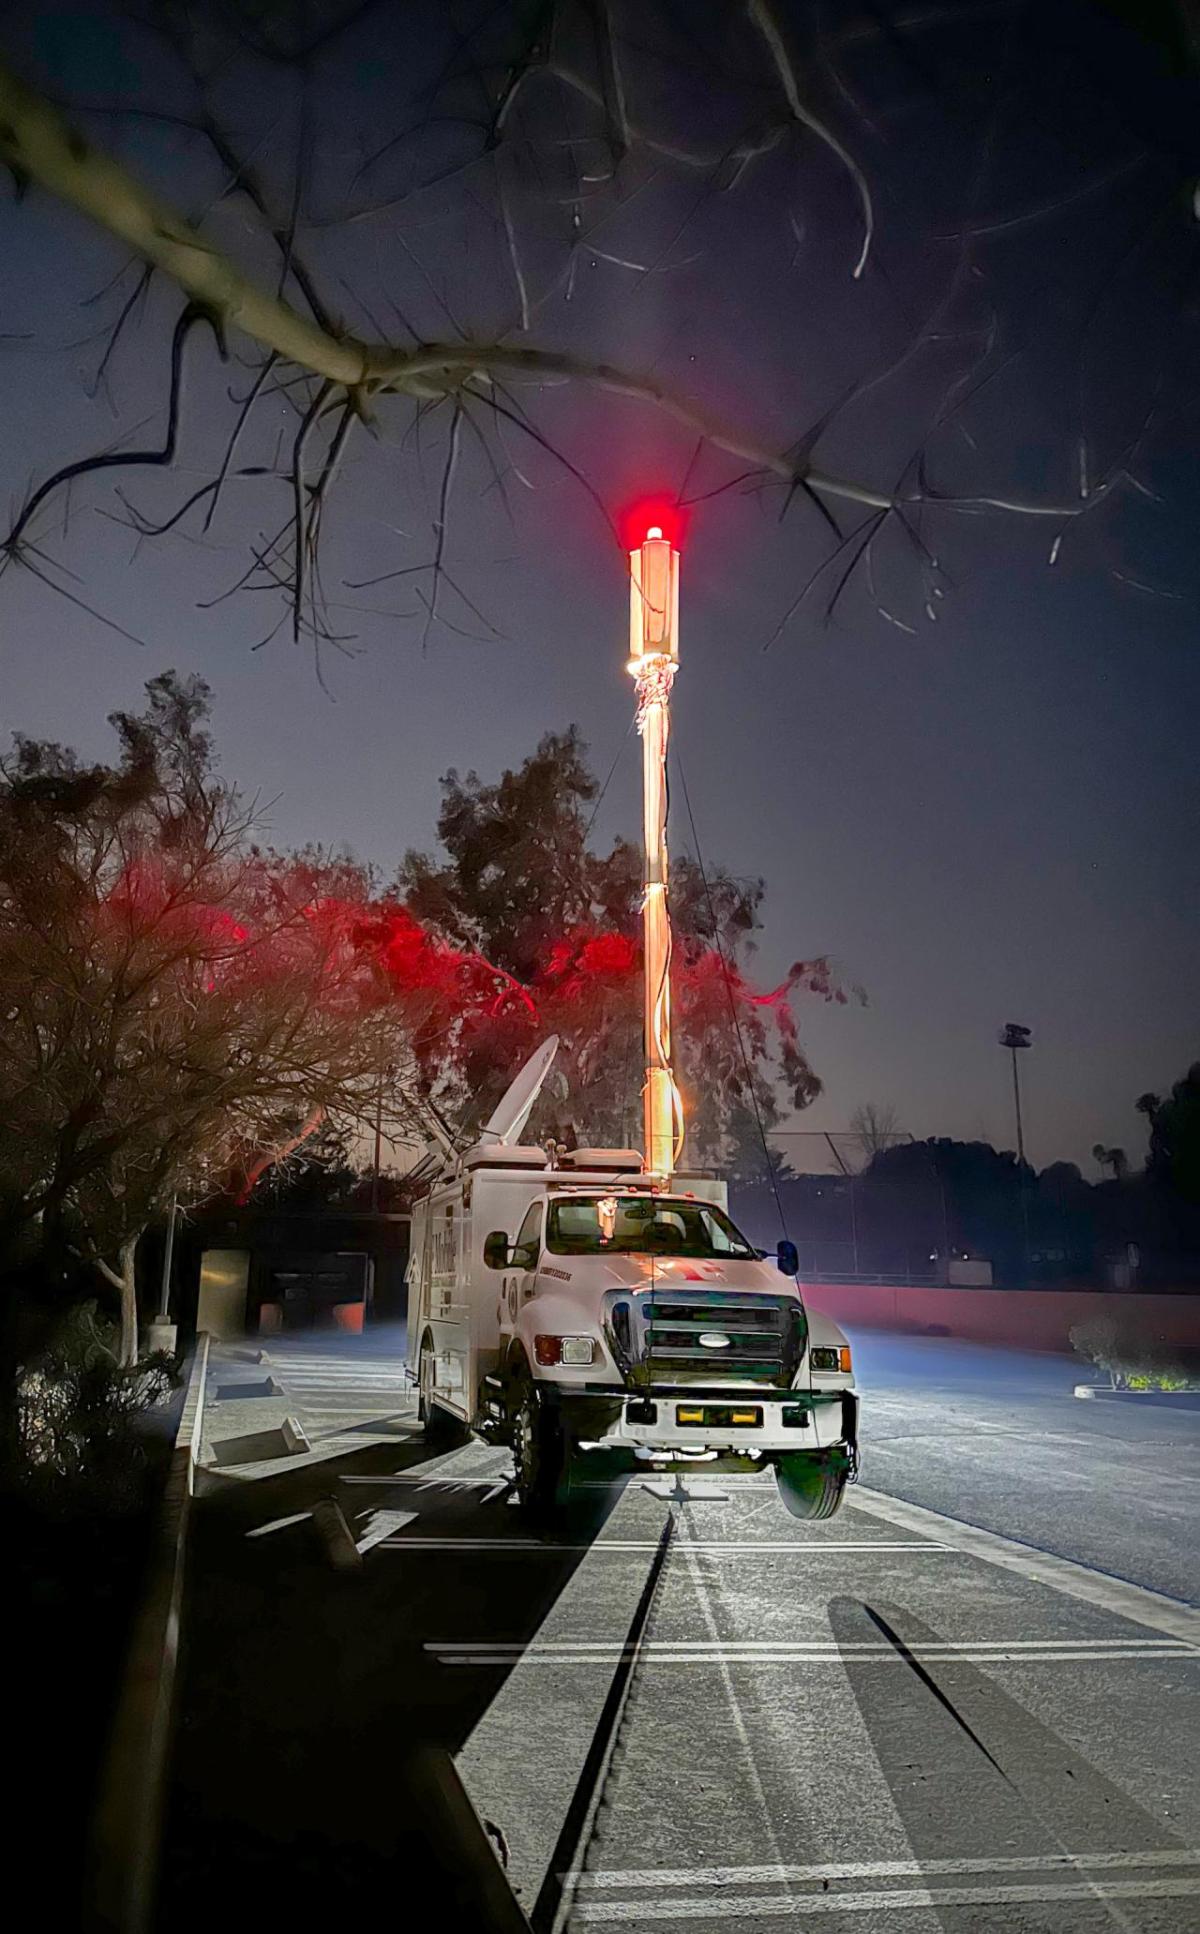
[[948, 1259, 993, 1286], [196, 1248, 250, 1337]]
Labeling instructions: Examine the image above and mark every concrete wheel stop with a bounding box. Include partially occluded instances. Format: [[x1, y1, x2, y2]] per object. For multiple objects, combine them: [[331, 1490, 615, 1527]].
[[209, 1415, 312, 1465], [212, 1375, 283, 1402]]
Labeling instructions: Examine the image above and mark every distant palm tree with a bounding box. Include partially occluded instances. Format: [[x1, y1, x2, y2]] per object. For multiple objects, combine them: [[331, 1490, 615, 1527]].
[[1092, 1143, 1128, 1180]]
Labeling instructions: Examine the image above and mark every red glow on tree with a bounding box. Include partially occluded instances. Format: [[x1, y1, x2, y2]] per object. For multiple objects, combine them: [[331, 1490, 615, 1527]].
[[95, 865, 844, 1191], [92, 856, 846, 1184]]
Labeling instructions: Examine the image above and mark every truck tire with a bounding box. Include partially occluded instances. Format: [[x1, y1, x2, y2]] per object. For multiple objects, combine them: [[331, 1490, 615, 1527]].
[[774, 1451, 848, 1521], [418, 1333, 469, 1448], [508, 1359, 568, 1518]]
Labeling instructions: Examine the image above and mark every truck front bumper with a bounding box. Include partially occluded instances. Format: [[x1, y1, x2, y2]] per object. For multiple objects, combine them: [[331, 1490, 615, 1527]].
[[556, 1385, 857, 1460]]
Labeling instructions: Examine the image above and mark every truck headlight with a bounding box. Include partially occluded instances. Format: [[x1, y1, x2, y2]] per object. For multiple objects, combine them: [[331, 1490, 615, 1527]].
[[810, 1345, 852, 1373], [560, 1336, 596, 1366], [534, 1335, 596, 1366]]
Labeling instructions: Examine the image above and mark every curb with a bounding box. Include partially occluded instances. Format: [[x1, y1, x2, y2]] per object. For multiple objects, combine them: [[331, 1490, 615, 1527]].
[[85, 1333, 211, 1933], [1074, 1383, 1200, 1409], [407, 1747, 534, 1932]]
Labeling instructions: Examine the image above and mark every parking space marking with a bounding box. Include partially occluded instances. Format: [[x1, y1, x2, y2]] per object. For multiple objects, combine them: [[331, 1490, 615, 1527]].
[[245, 1511, 312, 1539], [847, 1487, 1200, 1642], [428, 1637, 1198, 1666], [570, 1877, 1200, 1921], [354, 1508, 418, 1553], [573, 1849, 1200, 1889], [338, 1468, 503, 1485], [378, 1538, 951, 1554]]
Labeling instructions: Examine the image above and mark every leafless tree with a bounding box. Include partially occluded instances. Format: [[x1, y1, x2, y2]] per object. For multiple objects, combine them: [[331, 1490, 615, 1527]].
[[850, 1100, 902, 1163], [0, 673, 432, 1381], [0, 1, 1184, 670]]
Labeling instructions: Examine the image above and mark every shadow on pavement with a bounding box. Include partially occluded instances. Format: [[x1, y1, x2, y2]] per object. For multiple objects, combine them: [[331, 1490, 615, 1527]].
[[155, 1432, 623, 1929], [828, 1594, 1191, 1933]]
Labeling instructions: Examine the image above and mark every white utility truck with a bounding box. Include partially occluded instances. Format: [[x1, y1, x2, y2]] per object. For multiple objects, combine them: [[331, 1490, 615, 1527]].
[[406, 1039, 858, 1518]]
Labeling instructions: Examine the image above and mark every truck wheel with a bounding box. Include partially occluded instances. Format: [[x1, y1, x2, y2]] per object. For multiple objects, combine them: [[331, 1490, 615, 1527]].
[[418, 1333, 468, 1448], [775, 1451, 848, 1521], [508, 1361, 567, 1518]]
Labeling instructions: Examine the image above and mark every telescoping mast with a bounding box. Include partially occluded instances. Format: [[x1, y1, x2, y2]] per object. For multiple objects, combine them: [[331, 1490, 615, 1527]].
[[627, 523, 685, 1182], [404, 511, 860, 1522]]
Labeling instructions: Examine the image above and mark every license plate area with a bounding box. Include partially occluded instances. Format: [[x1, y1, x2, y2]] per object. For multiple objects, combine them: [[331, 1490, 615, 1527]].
[[675, 1404, 763, 1429]]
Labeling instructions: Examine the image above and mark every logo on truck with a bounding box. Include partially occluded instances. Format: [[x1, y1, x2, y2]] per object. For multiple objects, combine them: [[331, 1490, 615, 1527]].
[[698, 1331, 731, 1349]]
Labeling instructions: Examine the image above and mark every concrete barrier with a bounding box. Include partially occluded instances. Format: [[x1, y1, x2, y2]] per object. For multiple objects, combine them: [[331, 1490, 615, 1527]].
[[85, 1334, 210, 1933], [799, 1283, 1200, 1355]]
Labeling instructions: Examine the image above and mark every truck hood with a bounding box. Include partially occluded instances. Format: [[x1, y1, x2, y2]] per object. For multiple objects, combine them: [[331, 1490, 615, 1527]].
[[539, 1252, 790, 1296]]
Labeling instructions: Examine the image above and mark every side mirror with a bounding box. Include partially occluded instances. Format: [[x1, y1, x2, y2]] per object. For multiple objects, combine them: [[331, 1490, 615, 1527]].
[[776, 1239, 799, 1277], [483, 1231, 509, 1270]]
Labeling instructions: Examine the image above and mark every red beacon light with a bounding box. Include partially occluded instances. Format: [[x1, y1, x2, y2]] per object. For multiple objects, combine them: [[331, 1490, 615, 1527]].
[[618, 497, 684, 553]]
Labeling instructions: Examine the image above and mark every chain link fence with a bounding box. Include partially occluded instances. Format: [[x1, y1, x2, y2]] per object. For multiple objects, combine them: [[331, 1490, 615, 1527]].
[[731, 1136, 1200, 1290]]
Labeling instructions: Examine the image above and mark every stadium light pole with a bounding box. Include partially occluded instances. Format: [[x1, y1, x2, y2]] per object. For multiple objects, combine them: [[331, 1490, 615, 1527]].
[[628, 523, 684, 1180], [999, 1022, 1033, 1280], [998, 1022, 1032, 1164]]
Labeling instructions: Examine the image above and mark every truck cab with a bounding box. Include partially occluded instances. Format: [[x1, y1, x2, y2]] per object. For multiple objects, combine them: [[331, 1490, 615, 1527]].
[[407, 1130, 858, 1519]]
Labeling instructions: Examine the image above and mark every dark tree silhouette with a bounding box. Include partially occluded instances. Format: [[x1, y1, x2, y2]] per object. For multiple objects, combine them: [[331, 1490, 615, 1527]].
[[397, 727, 852, 1158], [1144, 1062, 1200, 1202]]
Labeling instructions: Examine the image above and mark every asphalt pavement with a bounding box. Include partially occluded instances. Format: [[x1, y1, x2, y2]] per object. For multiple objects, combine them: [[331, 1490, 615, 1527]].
[[849, 1331, 1200, 1604], [156, 1328, 1200, 1933]]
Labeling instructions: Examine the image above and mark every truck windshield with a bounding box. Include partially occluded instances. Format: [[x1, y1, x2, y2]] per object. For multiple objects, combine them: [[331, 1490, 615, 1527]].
[[546, 1196, 757, 1259]]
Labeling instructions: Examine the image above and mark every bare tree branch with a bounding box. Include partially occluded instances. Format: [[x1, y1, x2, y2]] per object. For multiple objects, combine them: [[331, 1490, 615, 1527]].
[[746, 0, 874, 277], [0, 0, 1180, 658], [0, 57, 961, 520], [2, 304, 226, 558]]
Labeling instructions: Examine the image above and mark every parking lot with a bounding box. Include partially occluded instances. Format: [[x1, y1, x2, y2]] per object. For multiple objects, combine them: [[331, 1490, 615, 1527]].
[[162, 1330, 1200, 1932]]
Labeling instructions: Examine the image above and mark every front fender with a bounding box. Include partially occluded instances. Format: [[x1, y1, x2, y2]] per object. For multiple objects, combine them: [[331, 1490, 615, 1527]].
[[513, 1288, 621, 1384], [806, 1307, 852, 1352], [803, 1304, 856, 1395]]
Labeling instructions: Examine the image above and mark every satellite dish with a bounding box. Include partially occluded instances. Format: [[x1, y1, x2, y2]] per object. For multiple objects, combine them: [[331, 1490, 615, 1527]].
[[480, 1036, 560, 1146]]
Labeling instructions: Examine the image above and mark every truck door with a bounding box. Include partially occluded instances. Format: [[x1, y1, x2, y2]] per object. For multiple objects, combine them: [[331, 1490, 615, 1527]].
[[428, 1191, 470, 1412]]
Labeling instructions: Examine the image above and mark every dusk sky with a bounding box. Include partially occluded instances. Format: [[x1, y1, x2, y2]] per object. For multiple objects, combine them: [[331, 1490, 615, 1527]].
[[1, 0, 1197, 1174]]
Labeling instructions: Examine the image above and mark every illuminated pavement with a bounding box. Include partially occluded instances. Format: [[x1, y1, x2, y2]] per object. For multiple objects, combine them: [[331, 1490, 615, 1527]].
[[158, 1332, 1200, 1932], [848, 1331, 1200, 1605]]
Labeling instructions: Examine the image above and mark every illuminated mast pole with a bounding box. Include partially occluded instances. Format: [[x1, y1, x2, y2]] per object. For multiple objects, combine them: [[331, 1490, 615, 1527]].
[[628, 523, 684, 1179]]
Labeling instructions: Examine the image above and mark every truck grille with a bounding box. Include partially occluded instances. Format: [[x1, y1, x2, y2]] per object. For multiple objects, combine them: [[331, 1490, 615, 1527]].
[[607, 1289, 807, 1388]]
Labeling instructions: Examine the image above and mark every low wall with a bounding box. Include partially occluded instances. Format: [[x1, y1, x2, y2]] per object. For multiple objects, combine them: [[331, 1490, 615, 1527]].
[[86, 1335, 210, 1933], [799, 1283, 1200, 1355]]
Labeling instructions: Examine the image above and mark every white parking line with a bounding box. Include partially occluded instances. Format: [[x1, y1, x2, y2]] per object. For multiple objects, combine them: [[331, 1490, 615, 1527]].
[[570, 1878, 1200, 1921], [434, 1636, 1191, 1652], [339, 1471, 502, 1486], [848, 1487, 1200, 1643], [573, 1849, 1200, 1889], [245, 1511, 312, 1539], [377, 1539, 950, 1554], [354, 1508, 418, 1554], [428, 1640, 1198, 1667]]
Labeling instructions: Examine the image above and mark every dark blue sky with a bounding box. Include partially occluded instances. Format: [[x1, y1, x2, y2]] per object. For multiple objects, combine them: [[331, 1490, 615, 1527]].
[[1, 0, 1196, 1172]]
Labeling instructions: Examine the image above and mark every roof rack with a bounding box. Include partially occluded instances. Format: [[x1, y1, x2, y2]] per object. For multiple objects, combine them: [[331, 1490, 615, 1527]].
[[556, 1147, 643, 1172]]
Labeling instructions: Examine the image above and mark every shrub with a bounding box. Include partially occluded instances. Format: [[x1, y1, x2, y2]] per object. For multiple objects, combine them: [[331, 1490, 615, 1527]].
[[15, 1303, 180, 1514], [1069, 1317, 1193, 1391]]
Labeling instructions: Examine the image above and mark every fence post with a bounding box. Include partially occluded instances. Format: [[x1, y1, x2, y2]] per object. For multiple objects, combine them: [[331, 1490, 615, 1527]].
[[849, 1176, 860, 1277]]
